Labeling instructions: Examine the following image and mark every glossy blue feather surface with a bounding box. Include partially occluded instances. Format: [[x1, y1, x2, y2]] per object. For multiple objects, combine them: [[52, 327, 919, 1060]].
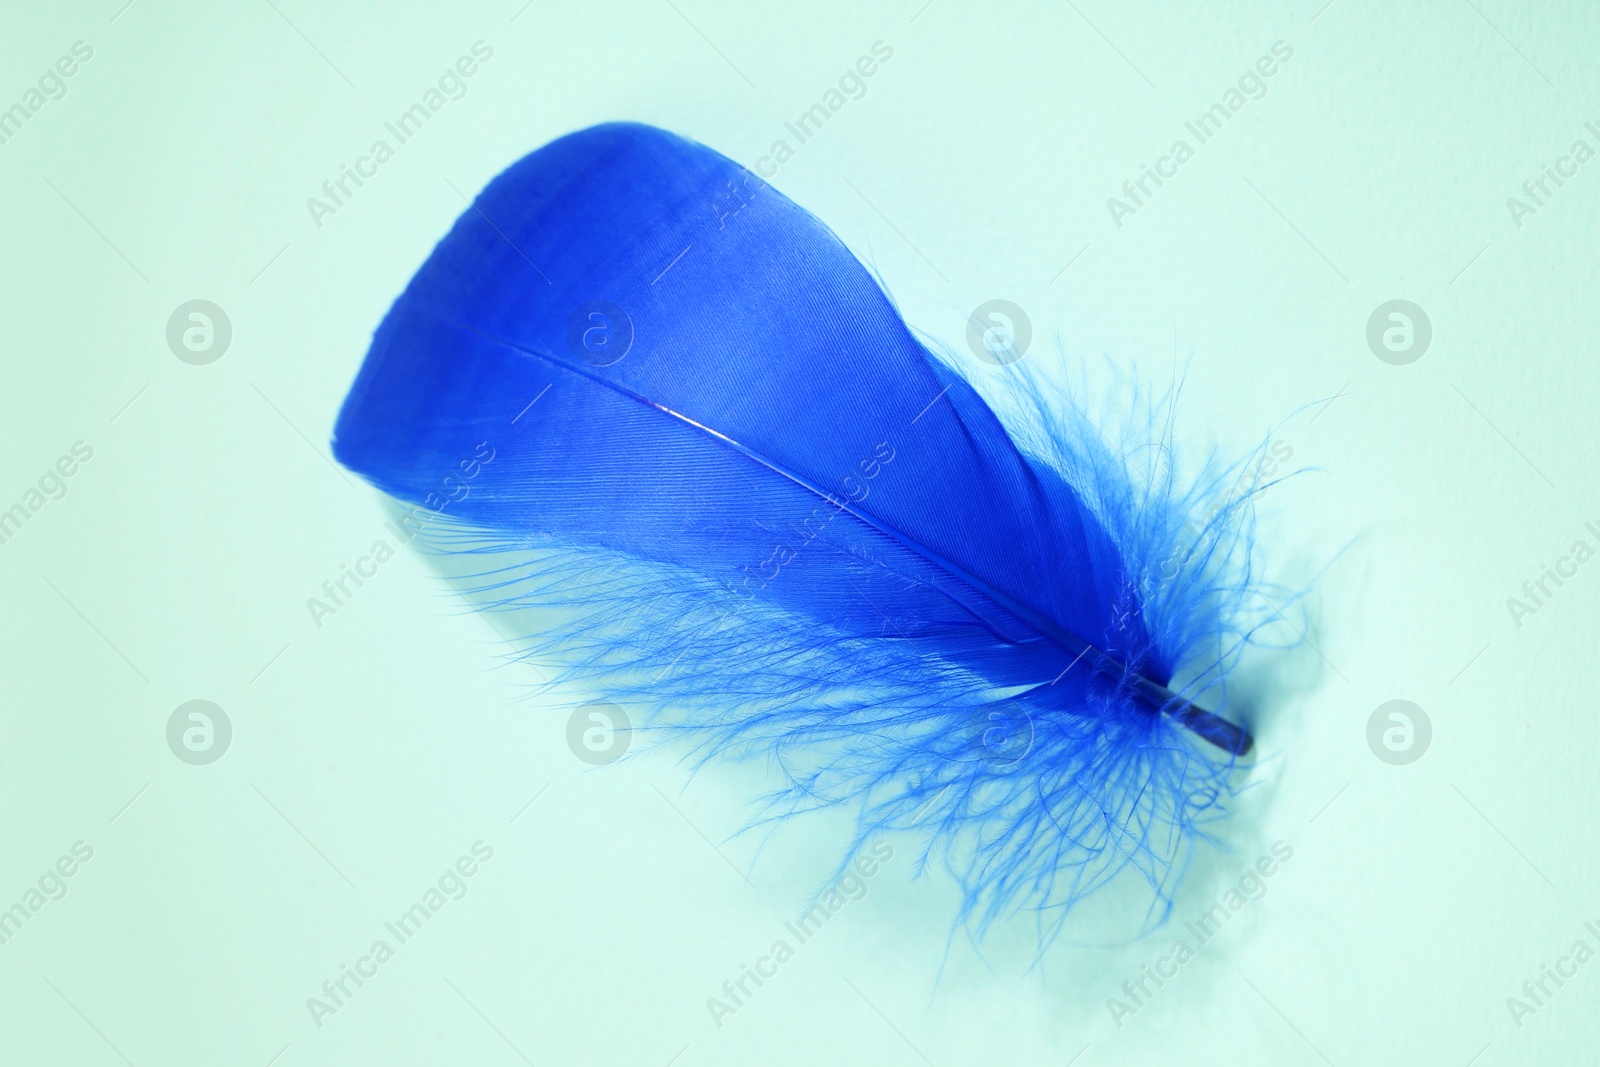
[[333, 122, 1267, 940]]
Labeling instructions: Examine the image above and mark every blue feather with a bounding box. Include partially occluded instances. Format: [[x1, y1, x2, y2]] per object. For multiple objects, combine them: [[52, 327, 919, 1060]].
[[333, 122, 1275, 942]]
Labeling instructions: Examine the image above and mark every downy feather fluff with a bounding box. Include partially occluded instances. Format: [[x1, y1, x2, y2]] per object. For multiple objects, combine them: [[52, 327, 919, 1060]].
[[332, 122, 1275, 943]]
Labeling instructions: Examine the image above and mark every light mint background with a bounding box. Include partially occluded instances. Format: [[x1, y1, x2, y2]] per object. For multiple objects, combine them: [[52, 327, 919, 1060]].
[[2, 1, 1596, 1064]]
